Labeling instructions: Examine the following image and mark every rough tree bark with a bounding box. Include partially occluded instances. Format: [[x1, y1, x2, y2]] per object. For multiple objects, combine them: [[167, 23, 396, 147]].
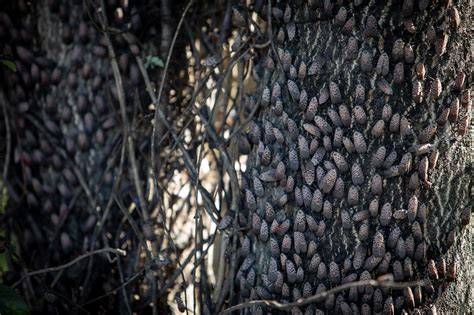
[[234, 1, 472, 314]]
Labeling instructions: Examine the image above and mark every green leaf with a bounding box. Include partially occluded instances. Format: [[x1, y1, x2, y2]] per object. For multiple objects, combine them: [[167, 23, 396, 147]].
[[0, 59, 17, 73], [144, 55, 164, 69], [0, 284, 29, 315]]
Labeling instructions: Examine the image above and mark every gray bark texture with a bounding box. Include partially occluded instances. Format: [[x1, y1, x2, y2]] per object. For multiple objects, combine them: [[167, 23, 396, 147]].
[[235, 0, 472, 314]]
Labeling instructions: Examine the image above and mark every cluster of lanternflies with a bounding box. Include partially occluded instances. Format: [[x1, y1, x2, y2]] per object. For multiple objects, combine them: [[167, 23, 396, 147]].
[[223, 1, 471, 314], [2, 3, 143, 255]]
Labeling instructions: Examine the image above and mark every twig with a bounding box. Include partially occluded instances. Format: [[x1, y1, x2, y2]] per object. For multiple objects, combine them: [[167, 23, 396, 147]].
[[12, 248, 126, 288], [150, 0, 195, 182], [0, 92, 11, 188], [221, 278, 426, 314]]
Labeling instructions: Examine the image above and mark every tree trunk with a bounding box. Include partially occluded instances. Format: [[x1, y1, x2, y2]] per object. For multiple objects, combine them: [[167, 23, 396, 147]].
[[235, 1, 472, 314]]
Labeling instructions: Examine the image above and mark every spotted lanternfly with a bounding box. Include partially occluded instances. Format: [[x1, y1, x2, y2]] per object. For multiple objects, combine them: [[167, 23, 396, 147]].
[[369, 198, 379, 217], [175, 293, 186, 313], [343, 137, 355, 153], [276, 219, 290, 236], [416, 63, 426, 80], [371, 174, 383, 196], [399, 152, 412, 175], [364, 255, 382, 271], [414, 241, 426, 262], [312, 147, 326, 166], [351, 162, 364, 185], [408, 166, 420, 187], [407, 195, 418, 222], [333, 177, 345, 200], [353, 131, 367, 153], [287, 147, 299, 172], [298, 62, 307, 81], [450, 7, 461, 28], [334, 6, 347, 26], [458, 116, 469, 136], [309, 138, 319, 156], [353, 106, 367, 124], [371, 120, 385, 138], [286, 21, 296, 41], [393, 62, 405, 84], [303, 123, 320, 138], [364, 15, 379, 37], [360, 50, 373, 72], [305, 97, 318, 122], [381, 105, 392, 123], [271, 6, 284, 19], [412, 80, 423, 103], [328, 262, 341, 285], [282, 3, 292, 22], [329, 82, 342, 104], [281, 234, 292, 253], [460, 89, 471, 108], [316, 262, 328, 280], [286, 260, 297, 284], [273, 99, 283, 116], [392, 39, 405, 61], [436, 107, 449, 126], [382, 150, 397, 170], [412, 221, 423, 242], [323, 200, 333, 219], [306, 215, 318, 234], [404, 44, 415, 64], [302, 185, 312, 208], [436, 33, 449, 56], [377, 78, 393, 95], [346, 37, 359, 60], [388, 114, 400, 134], [454, 72, 465, 91], [333, 127, 343, 148], [307, 241, 317, 258], [376, 53, 390, 76], [400, 117, 414, 138], [372, 146, 387, 168], [232, 7, 247, 28], [377, 252, 392, 274], [393, 209, 407, 220], [342, 16, 355, 34], [331, 152, 349, 172], [395, 237, 406, 259], [447, 262, 457, 282], [418, 125, 437, 144], [387, 226, 401, 249], [427, 259, 439, 280], [353, 245, 367, 270], [359, 221, 370, 242], [294, 231, 307, 254], [303, 161, 315, 185], [430, 78, 442, 100], [353, 210, 370, 222], [289, 67, 298, 81], [295, 187, 303, 207], [327, 109, 342, 127], [347, 185, 359, 206], [437, 258, 447, 278], [380, 203, 392, 226], [461, 206, 471, 226], [314, 116, 333, 135], [338, 105, 352, 127], [218, 211, 234, 230], [246, 189, 257, 212], [372, 230, 385, 257]]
